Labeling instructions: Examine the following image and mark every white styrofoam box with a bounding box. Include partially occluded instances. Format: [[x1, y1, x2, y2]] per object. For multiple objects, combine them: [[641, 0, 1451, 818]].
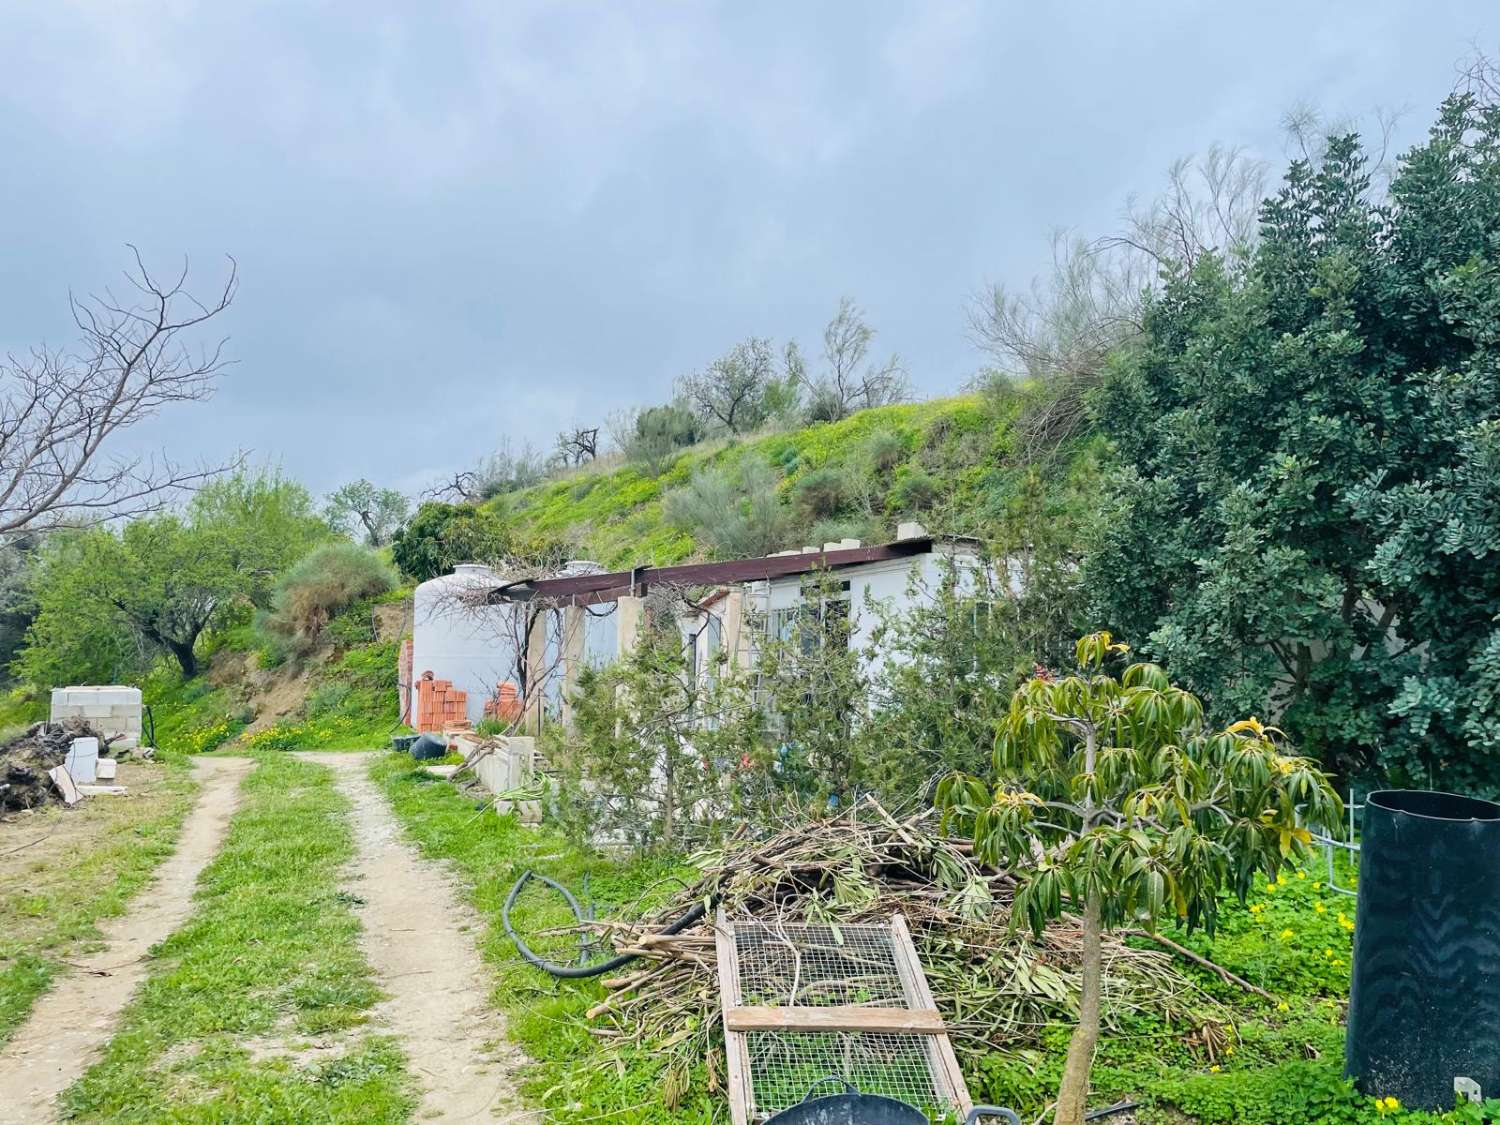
[[65, 737, 100, 784], [96, 758, 118, 781]]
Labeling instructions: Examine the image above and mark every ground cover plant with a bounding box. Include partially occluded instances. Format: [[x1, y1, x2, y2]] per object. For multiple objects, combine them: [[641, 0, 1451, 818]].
[[60, 753, 414, 1122], [0, 755, 196, 1047]]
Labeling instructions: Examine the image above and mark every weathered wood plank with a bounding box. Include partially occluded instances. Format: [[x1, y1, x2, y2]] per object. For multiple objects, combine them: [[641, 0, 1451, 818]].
[[715, 909, 752, 1125], [725, 1005, 946, 1033]]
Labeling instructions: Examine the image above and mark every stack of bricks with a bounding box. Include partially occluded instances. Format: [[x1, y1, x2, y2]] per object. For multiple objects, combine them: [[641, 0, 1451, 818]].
[[414, 672, 469, 733], [50, 685, 144, 748], [482, 682, 523, 726]]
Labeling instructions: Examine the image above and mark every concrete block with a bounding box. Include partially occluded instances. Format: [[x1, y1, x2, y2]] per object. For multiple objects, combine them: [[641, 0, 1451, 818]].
[[96, 758, 118, 781], [65, 737, 99, 784]]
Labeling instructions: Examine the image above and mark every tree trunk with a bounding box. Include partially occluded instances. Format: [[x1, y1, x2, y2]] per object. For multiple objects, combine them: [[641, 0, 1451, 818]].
[[1054, 889, 1102, 1125], [167, 638, 198, 679]]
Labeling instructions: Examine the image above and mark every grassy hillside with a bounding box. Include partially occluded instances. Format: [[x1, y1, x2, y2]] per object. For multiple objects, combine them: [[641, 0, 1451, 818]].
[[482, 394, 1083, 567]]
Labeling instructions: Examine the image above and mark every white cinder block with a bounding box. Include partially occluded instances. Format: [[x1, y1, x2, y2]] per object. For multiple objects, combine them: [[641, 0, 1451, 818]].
[[65, 737, 99, 784], [96, 758, 118, 781]]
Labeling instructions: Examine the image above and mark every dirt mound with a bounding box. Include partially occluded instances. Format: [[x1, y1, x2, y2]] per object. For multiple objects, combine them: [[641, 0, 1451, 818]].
[[0, 719, 110, 814]]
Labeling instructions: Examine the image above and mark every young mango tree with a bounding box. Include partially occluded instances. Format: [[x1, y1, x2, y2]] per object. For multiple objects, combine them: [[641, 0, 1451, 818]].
[[937, 632, 1341, 1125]]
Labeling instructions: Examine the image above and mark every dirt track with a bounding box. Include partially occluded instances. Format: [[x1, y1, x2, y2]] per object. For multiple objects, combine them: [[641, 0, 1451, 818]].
[[0, 755, 253, 1125], [300, 752, 528, 1122]]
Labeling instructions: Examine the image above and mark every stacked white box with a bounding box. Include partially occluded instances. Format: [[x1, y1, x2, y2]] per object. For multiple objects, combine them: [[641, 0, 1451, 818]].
[[50, 685, 143, 748]]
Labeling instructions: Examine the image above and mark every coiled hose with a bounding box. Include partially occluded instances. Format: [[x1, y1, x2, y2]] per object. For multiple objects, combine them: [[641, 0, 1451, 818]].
[[502, 869, 710, 979]]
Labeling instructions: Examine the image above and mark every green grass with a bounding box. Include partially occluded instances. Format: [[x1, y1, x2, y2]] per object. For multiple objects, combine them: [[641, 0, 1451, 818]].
[[370, 760, 1500, 1125], [482, 395, 1035, 567], [0, 756, 198, 1047], [60, 753, 415, 1123], [369, 753, 706, 1121]]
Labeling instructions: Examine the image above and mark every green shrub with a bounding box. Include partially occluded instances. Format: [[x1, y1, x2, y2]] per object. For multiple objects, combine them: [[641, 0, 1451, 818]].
[[258, 544, 396, 657], [807, 518, 872, 547], [306, 680, 353, 717], [792, 467, 848, 521], [390, 502, 508, 581], [861, 429, 907, 473], [889, 469, 938, 512]]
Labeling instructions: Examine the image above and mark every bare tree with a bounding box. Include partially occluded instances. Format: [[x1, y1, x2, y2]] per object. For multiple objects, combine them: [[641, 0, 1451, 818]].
[[1456, 45, 1500, 103], [554, 426, 599, 466], [424, 439, 549, 502], [797, 298, 909, 423], [0, 247, 237, 533], [970, 146, 1266, 458]]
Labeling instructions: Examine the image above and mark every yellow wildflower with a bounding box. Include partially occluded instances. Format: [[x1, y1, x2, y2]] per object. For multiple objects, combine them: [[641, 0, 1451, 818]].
[[1209, 1064, 1221, 1073], [1312, 881, 1323, 890], [1280, 928, 1294, 939], [1276, 1001, 1290, 1012], [1314, 903, 1326, 914]]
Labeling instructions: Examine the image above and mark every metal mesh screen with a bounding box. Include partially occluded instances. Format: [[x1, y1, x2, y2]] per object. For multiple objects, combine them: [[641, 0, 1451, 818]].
[[732, 921, 907, 1007], [744, 1030, 946, 1120], [727, 920, 954, 1122]]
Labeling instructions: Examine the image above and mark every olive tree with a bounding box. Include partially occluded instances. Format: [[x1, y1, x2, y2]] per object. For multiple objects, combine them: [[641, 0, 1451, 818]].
[[937, 632, 1340, 1125]]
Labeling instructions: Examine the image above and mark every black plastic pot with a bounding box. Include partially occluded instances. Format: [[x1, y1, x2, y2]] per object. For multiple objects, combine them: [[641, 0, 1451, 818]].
[[408, 733, 448, 760], [762, 1079, 1019, 1125], [1345, 789, 1500, 1109]]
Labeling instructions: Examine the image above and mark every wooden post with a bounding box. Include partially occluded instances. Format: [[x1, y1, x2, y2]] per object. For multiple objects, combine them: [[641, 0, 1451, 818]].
[[714, 909, 752, 1125]]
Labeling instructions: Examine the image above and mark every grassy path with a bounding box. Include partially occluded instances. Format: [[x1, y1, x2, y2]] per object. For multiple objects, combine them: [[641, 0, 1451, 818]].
[[0, 757, 251, 1123], [58, 753, 416, 1123], [0, 756, 199, 1047], [370, 753, 704, 1122], [300, 752, 526, 1122]]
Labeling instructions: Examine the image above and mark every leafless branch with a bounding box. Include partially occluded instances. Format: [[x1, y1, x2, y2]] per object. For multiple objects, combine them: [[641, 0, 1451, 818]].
[[0, 247, 238, 533]]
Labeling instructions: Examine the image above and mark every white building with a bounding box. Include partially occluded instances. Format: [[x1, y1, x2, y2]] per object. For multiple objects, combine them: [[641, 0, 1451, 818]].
[[403, 523, 988, 733]]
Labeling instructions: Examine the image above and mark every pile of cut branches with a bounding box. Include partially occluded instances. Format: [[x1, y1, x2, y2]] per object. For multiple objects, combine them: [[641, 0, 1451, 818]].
[[542, 797, 1230, 1108], [0, 719, 110, 815]]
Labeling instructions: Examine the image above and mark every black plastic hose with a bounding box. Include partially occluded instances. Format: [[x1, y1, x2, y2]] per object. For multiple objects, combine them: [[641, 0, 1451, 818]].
[[502, 869, 710, 979]]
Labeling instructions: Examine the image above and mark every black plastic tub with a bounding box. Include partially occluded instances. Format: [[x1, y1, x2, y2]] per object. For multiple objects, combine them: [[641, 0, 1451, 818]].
[[1345, 789, 1500, 1109]]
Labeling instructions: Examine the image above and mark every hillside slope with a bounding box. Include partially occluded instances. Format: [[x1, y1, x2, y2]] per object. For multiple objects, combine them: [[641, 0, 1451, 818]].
[[483, 394, 1075, 566]]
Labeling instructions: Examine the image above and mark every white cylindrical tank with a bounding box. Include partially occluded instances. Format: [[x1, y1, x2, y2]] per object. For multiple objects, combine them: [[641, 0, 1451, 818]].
[[410, 564, 522, 724]]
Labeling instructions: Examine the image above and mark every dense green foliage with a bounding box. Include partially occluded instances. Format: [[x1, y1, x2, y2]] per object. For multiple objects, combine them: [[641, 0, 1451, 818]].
[[389, 501, 509, 581], [1088, 94, 1500, 790], [555, 619, 759, 849], [16, 471, 326, 682]]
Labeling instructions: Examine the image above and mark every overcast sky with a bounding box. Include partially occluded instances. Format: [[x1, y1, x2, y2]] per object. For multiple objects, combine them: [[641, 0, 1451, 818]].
[[1, 2, 1494, 499]]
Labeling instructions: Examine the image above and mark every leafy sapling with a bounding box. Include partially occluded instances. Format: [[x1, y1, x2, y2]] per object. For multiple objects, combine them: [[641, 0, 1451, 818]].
[[937, 632, 1341, 1125]]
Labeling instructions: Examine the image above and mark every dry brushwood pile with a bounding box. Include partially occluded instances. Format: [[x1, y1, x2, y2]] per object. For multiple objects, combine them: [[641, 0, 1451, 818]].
[[560, 797, 1231, 1108], [0, 719, 110, 814]]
